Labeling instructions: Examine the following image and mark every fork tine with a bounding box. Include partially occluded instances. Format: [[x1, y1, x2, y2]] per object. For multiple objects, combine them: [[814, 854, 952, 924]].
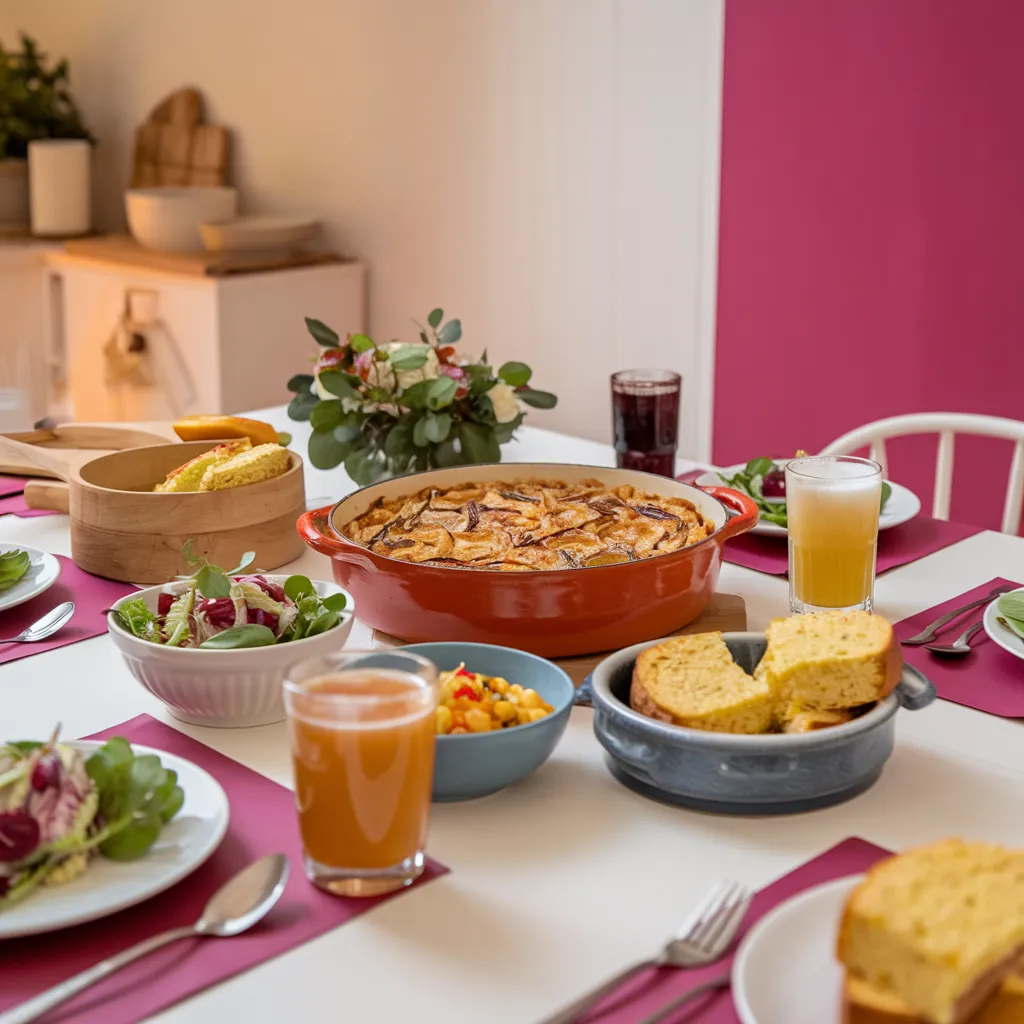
[[688, 880, 743, 945], [702, 887, 752, 956], [674, 879, 731, 940]]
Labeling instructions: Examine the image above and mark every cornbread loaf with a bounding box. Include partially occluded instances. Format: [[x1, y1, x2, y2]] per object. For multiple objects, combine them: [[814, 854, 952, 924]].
[[837, 840, 1024, 1024], [630, 633, 773, 734], [783, 708, 857, 734], [755, 610, 901, 722], [154, 439, 251, 493], [842, 972, 1024, 1024], [199, 443, 291, 491]]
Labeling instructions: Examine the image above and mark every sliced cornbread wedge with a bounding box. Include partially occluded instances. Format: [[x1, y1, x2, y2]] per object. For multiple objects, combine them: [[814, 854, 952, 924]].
[[154, 439, 251, 493], [783, 708, 857, 733], [630, 632, 773, 734], [843, 971, 1024, 1024], [755, 610, 901, 722], [199, 443, 291, 491], [838, 840, 1024, 1024]]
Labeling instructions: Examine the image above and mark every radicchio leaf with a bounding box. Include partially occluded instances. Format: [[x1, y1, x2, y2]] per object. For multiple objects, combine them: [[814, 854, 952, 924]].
[[0, 811, 41, 863]]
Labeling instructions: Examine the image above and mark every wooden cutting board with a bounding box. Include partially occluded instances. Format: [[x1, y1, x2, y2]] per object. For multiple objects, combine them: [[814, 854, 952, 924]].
[[372, 593, 747, 685]]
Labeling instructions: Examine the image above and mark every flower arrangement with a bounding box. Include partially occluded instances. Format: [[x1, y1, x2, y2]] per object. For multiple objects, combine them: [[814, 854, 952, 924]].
[[285, 309, 557, 485]]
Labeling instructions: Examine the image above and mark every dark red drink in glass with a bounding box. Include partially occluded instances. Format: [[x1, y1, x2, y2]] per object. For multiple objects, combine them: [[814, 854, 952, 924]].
[[611, 369, 681, 477]]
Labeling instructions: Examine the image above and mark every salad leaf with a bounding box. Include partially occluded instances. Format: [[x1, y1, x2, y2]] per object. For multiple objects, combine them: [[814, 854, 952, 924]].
[[998, 591, 1024, 624], [85, 739, 184, 862], [199, 624, 277, 649], [880, 481, 892, 513], [164, 587, 195, 647], [0, 550, 30, 593], [178, 542, 257, 598], [284, 575, 315, 602], [115, 597, 159, 641]]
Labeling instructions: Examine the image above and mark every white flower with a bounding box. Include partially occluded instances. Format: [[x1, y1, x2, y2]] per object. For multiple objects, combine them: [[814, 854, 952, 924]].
[[488, 382, 521, 424]]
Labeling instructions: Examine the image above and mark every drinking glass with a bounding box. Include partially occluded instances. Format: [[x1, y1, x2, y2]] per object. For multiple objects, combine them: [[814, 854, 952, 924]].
[[611, 369, 681, 477], [786, 456, 883, 614], [283, 650, 438, 897]]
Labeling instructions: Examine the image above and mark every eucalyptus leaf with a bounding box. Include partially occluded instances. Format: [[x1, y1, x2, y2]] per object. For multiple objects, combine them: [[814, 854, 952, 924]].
[[427, 308, 444, 329], [199, 624, 278, 650], [345, 446, 378, 485], [425, 376, 458, 410], [350, 334, 375, 353], [400, 379, 433, 410], [459, 421, 501, 464], [498, 361, 532, 387], [287, 373, 315, 394], [333, 411, 363, 443], [305, 317, 340, 347], [384, 418, 417, 457], [424, 411, 452, 444], [433, 437, 463, 467], [515, 388, 558, 410], [413, 415, 431, 448], [309, 400, 344, 431], [277, 432, 293, 447], [308, 429, 351, 469], [389, 344, 430, 371], [287, 392, 318, 421], [437, 319, 462, 346], [317, 370, 357, 400]]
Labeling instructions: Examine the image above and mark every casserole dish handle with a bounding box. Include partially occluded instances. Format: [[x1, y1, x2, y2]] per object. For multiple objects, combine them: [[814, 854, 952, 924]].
[[297, 506, 345, 556], [702, 486, 759, 541], [895, 666, 937, 711]]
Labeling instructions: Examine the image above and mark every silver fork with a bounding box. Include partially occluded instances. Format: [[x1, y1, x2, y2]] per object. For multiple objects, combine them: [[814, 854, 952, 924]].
[[901, 585, 1012, 645], [535, 880, 752, 1024]]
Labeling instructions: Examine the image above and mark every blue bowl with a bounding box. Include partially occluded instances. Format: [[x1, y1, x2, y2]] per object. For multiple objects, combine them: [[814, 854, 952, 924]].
[[403, 642, 575, 802]]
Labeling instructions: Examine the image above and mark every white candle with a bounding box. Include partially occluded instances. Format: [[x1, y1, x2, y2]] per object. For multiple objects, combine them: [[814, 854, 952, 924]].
[[28, 139, 92, 237]]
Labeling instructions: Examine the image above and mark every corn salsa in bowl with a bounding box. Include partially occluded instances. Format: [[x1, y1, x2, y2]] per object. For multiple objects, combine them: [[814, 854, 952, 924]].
[[436, 663, 555, 735], [401, 642, 575, 801]]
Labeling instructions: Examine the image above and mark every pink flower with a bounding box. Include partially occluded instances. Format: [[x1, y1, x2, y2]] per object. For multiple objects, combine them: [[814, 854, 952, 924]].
[[439, 365, 467, 382], [353, 350, 375, 376]]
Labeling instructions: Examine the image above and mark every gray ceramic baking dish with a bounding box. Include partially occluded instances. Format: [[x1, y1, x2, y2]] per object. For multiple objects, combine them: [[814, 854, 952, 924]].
[[575, 632, 936, 815]]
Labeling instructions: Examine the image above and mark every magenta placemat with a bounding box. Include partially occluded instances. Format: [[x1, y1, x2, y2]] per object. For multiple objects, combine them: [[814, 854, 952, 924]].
[[722, 515, 982, 577], [0, 715, 449, 1022], [0, 556, 134, 665], [0, 474, 28, 499], [580, 837, 888, 1023], [0, 492, 59, 518], [894, 577, 1024, 718]]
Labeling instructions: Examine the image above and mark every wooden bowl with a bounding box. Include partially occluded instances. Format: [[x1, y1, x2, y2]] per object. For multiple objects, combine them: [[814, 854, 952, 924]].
[[70, 441, 306, 583]]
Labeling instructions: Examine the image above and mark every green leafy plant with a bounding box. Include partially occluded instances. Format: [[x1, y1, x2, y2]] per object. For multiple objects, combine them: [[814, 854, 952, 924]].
[[286, 308, 558, 485], [0, 33, 93, 160], [0, 549, 30, 592]]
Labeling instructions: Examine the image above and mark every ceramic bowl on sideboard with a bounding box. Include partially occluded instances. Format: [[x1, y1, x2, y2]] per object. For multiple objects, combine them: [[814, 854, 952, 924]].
[[400, 641, 575, 802], [585, 632, 937, 815], [107, 577, 354, 728], [297, 462, 759, 658], [125, 186, 238, 252]]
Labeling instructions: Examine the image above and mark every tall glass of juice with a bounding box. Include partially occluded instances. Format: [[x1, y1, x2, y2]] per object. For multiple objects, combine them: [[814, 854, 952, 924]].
[[611, 369, 682, 477], [283, 650, 438, 897], [786, 455, 883, 614]]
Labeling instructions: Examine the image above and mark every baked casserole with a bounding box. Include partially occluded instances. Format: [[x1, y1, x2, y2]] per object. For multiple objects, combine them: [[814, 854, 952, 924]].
[[341, 478, 716, 570]]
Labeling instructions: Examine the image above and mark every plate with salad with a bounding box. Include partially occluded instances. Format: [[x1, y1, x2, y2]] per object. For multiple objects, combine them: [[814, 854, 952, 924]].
[[696, 457, 921, 537], [983, 588, 1024, 662], [0, 544, 60, 614], [0, 730, 228, 938]]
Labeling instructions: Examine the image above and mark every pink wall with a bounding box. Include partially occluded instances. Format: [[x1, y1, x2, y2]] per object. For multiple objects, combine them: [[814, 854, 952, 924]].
[[713, 0, 1024, 531]]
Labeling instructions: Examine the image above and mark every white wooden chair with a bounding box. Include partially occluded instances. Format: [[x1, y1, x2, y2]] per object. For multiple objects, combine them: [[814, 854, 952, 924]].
[[819, 413, 1024, 534]]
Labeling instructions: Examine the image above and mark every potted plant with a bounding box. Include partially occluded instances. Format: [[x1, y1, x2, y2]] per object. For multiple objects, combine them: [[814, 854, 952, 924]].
[[0, 33, 93, 234], [286, 308, 558, 485]]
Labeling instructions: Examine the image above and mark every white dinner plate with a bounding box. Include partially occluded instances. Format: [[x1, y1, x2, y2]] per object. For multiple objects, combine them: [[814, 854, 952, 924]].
[[0, 543, 61, 614], [983, 589, 1024, 662], [733, 875, 861, 1024], [696, 462, 921, 537], [0, 741, 230, 938]]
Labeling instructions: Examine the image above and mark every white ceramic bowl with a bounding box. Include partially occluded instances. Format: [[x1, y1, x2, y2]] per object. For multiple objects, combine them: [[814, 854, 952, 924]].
[[107, 576, 354, 727], [125, 187, 239, 252]]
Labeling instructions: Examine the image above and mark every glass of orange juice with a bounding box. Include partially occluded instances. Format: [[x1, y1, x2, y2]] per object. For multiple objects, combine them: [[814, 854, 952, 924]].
[[283, 650, 438, 897], [786, 455, 883, 614]]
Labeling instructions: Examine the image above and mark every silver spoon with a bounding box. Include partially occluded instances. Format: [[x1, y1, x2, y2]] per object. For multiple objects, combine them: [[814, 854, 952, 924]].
[[925, 620, 985, 656], [0, 601, 74, 645], [0, 853, 290, 1024]]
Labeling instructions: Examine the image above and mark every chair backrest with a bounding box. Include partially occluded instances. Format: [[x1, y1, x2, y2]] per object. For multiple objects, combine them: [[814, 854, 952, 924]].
[[819, 413, 1024, 534]]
